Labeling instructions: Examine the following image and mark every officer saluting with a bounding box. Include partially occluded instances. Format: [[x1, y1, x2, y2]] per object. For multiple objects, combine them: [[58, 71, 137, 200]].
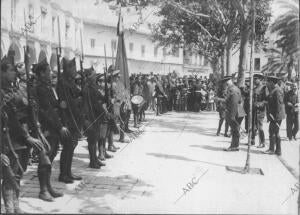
[[264, 76, 286, 155]]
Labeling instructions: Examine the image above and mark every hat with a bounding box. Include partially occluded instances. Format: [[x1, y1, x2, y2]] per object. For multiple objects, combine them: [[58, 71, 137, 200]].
[[111, 69, 120, 77], [285, 81, 293, 86], [253, 72, 264, 79], [219, 75, 232, 83], [265, 75, 280, 83], [32, 58, 49, 75]]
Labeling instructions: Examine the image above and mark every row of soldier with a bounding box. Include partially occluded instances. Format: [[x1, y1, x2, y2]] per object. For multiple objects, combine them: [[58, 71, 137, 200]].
[[0, 51, 141, 213], [215, 73, 299, 153]]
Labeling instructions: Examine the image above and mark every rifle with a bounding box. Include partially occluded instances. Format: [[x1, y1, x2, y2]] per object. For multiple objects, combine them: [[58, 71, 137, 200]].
[[56, 16, 62, 103], [23, 29, 50, 154], [104, 45, 109, 107], [80, 28, 85, 90]]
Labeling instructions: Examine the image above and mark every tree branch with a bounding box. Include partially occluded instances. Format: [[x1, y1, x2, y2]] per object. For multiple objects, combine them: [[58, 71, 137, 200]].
[[167, 0, 210, 18]]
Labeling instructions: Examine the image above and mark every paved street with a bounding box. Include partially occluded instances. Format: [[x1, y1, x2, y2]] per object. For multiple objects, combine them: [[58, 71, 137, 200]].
[[6, 110, 299, 214]]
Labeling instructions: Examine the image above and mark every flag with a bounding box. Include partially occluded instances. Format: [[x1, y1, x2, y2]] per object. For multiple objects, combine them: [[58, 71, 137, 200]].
[[115, 12, 130, 91]]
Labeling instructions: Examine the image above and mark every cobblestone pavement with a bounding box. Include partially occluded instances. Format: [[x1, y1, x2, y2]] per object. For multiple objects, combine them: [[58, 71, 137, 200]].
[[1, 110, 299, 214]]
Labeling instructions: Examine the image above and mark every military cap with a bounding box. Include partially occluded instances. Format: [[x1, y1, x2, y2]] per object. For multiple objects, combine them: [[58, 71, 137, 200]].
[[219, 75, 232, 82], [253, 72, 264, 79], [111, 69, 120, 76], [32, 58, 49, 75], [265, 75, 280, 83]]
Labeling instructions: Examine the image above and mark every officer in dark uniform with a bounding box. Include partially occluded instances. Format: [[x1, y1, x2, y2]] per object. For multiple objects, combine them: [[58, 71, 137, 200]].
[[83, 71, 109, 168], [1, 55, 43, 213], [223, 76, 246, 151], [284, 82, 299, 141], [56, 58, 83, 183], [251, 73, 267, 148], [264, 76, 286, 155], [32, 59, 65, 201]]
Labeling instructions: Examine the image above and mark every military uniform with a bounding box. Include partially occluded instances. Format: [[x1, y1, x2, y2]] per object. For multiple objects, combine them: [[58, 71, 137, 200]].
[[284, 86, 299, 140], [216, 86, 229, 136], [56, 58, 83, 183], [33, 59, 64, 201], [1, 55, 42, 213], [224, 81, 246, 151], [83, 72, 109, 168], [265, 77, 286, 155], [251, 82, 267, 147]]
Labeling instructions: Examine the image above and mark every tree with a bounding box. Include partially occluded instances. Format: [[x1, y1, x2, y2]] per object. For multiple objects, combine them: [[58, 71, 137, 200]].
[[151, 0, 271, 82], [151, 0, 241, 77], [266, 0, 299, 81], [232, 0, 271, 87]]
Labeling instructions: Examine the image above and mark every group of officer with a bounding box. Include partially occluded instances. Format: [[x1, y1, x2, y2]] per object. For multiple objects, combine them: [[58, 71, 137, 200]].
[[215, 73, 299, 154], [0, 51, 134, 213]]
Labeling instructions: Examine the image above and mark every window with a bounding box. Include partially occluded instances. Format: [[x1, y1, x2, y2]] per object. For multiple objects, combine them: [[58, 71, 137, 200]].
[[111, 40, 117, 52], [52, 16, 55, 36], [141, 45, 145, 57], [154, 46, 158, 57], [172, 47, 179, 57], [254, 58, 261, 71], [90, 39, 95, 48], [41, 7, 47, 33], [129, 42, 134, 52]]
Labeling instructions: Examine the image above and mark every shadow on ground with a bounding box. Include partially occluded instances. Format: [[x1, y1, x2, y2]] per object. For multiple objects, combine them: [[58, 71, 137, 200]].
[[146, 152, 226, 168], [19, 150, 153, 214], [190, 144, 265, 155]]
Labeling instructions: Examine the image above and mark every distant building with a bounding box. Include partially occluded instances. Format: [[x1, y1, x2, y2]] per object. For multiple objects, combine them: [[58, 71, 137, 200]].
[[1, 0, 82, 71], [1, 0, 211, 77]]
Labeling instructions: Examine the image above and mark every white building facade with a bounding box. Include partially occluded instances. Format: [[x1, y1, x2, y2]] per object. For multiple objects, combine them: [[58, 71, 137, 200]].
[[1, 0, 84, 70], [1, 0, 211, 77]]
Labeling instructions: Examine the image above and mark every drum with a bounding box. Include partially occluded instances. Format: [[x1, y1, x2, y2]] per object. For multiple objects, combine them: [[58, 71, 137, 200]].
[[131, 95, 144, 106]]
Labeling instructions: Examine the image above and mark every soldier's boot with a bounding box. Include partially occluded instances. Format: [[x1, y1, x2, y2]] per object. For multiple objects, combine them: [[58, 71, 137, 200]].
[[67, 148, 82, 181], [98, 139, 105, 161], [59, 149, 73, 184], [88, 142, 101, 169], [38, 166, 54, 202], [2, 182, 15, 213], [265, 135, 275, 154], [216, 118, 223, 136], [119, 128, 125, 142], [275, 136, 282, 156], [46, 167, 63, 198], [105, 145, 113, 159], [13, 183, 25, 214], [257, 130, 265, 148], [134, 114, 138, 128], [108, 132, 119, 152]]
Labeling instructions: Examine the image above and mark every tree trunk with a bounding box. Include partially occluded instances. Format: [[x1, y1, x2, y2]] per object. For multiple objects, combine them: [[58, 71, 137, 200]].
[[287, 57, 293, 81], [226, 31, 233, 76], [222, 49, 226, 77], [237, 24, 251, 87]]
